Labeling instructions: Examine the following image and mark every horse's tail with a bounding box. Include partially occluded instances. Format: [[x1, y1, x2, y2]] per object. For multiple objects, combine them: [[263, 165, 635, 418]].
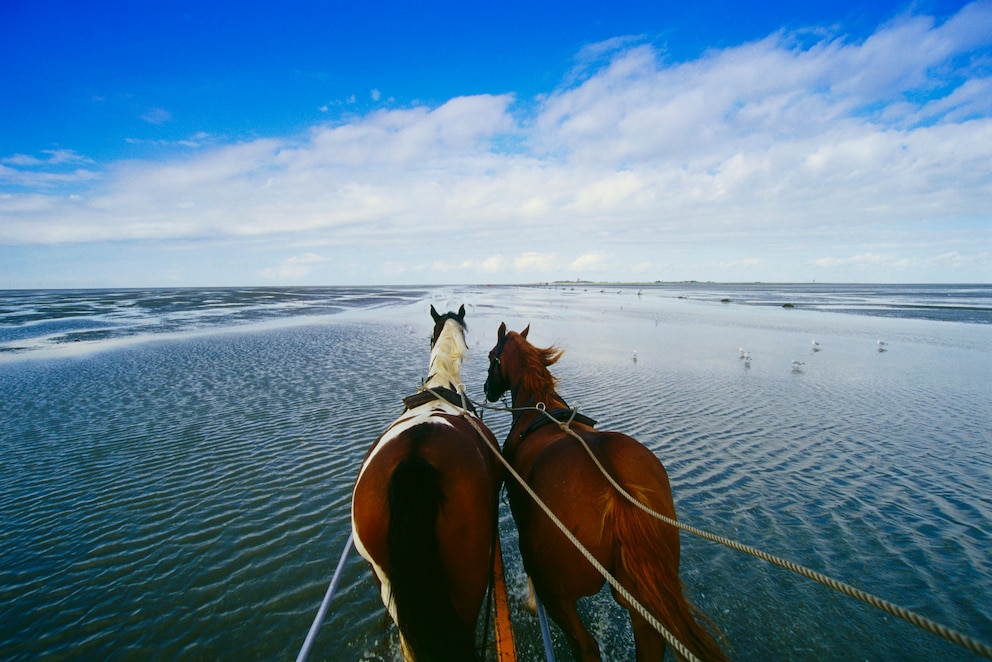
[[613, 485, 729, 662], [387, 453, 476, 661]]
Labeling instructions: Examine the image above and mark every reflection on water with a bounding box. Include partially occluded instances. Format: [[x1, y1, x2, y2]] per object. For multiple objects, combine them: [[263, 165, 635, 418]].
[[1, 285, 990, 660]]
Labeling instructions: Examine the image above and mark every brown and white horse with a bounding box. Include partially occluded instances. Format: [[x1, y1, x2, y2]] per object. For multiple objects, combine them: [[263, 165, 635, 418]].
[[352, 305, 502, 660], [484, 322, 727, 662]]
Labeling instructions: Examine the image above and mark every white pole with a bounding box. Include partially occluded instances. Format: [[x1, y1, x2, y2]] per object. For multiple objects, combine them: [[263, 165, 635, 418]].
[[296, 531, 354, 662]]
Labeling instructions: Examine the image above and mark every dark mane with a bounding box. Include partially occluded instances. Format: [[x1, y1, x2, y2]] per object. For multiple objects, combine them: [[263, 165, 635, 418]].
[[433, 311, 466, 330]]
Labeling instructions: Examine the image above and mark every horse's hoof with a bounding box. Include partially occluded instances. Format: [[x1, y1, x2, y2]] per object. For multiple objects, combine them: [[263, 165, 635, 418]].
[[526, 594, 538, 613]]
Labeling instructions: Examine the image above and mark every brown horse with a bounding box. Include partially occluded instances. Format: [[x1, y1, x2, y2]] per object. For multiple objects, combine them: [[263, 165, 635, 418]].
[[484, 323, 728, 662], [352, 305, 502, 660]]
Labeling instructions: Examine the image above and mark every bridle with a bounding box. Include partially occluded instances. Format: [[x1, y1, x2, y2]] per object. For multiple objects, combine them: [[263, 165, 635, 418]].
[[485, 336, 510, 401], [429, 304, 467, 348]]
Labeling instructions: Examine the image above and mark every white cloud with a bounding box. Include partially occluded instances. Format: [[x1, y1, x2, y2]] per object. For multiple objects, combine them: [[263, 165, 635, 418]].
[[1, 3, 990, 285], [260, 252, 329, 280], [480, 255, 506, 272], [514, 252, 557, 273], [810, 252, 934, 271], [0, 163, 100, 188], [725, 258, 764, 269], [927, 250, 989, 269], [2, 149, 93, 167], [141, 108, 173, 125], [570, 252, 609, 271]]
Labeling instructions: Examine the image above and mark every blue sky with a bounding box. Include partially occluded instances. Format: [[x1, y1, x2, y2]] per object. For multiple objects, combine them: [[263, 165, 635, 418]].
[[1, 0, 990, 287]]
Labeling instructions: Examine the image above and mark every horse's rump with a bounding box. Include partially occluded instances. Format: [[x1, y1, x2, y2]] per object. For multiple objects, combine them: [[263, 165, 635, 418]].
[[509, 432, 662, 594], [613, 488, 728, 661], [599, 435, 727, 661], [387, 450, 476, 660], [354, 412, 498, 661]]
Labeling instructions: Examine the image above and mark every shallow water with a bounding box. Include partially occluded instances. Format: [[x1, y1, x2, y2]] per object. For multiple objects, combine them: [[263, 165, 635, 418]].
[[1, 285, 990, 660]]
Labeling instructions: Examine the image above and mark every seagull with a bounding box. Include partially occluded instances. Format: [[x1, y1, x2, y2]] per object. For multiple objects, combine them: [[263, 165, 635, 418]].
[[811, 340, 821, 352], [742, 351, 751, 367], [792, 360, 805, 372], [632, 350, 638, 364], [877, 340, 888, 353], [739, 347, 747, 359], [877, 340, 887, 346]]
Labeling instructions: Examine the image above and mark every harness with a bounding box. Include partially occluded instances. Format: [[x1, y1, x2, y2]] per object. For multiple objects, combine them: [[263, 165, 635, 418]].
[[518, 407, 597, 439], [402, 385, 477, 415]]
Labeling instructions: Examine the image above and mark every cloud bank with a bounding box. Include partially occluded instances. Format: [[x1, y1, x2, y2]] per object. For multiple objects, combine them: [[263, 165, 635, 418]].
[[2, 2, 990, 285]]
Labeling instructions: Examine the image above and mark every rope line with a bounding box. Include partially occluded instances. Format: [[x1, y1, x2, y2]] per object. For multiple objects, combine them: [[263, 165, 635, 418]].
[[475, 397, 992, 660]]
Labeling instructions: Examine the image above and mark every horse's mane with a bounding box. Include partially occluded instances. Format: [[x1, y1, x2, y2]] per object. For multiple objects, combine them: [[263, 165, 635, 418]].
[[426, 319, 467, 388], [512, 332, 563, 396]]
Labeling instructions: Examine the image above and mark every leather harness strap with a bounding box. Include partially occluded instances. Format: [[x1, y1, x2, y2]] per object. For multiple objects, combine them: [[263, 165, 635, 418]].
[[519, 407, 597, 439], [402, 386, 477, 415]]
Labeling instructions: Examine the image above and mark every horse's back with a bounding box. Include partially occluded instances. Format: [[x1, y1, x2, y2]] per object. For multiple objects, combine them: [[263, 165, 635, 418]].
[[524, 428, 674, 518], [352, 408, 500, 628], [353, 409, 500, 569], [512, 429, 677, 597]]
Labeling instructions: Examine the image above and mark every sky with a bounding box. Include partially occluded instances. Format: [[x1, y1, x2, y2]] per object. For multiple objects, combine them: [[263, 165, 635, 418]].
[[1, 1, 991, 287]]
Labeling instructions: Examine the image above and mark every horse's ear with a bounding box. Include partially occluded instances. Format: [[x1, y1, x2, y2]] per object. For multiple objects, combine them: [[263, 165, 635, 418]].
[[457, 304, 465, 320], [521, 324, 530, 338], [430, 305, 441, 323], [497, 322, 506, 341]]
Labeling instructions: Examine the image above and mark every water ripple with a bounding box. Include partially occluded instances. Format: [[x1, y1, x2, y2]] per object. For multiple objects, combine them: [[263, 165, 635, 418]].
[[2, 298, 990, 661]]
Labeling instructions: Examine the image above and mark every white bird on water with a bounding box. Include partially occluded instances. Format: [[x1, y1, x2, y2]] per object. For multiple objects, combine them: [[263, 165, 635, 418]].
[[792, 360, 805, 372], [811, 340, 821, 352], [877, 339, 888, 352]]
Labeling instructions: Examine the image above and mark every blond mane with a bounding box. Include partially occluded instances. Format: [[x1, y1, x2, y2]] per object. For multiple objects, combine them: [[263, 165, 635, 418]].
[[425, 318, 468, 389]]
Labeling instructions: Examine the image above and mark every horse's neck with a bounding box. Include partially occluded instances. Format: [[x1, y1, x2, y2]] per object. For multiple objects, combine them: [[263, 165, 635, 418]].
[[502, 384, 566, 462], [424, 367, 461, 390], [509, 383, 566, 428], [424, 324, 465, 390]]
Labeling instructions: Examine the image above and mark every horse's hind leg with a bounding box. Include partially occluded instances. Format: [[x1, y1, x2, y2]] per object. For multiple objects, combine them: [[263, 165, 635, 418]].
[[611, 573, 669, 661], [541, 595, 601, 661], [628, 611, 667, 662]]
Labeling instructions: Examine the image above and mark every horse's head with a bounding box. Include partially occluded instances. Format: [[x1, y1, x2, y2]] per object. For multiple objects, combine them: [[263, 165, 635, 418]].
[[430, 304, 466, 348], [485, 322, 563, 402], [484, 322, 519, 401]]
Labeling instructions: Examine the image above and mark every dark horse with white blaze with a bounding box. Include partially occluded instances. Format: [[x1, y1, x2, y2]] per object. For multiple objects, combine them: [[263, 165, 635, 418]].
[[351, 305, 502, 661], [484, 322, 728, 662]]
